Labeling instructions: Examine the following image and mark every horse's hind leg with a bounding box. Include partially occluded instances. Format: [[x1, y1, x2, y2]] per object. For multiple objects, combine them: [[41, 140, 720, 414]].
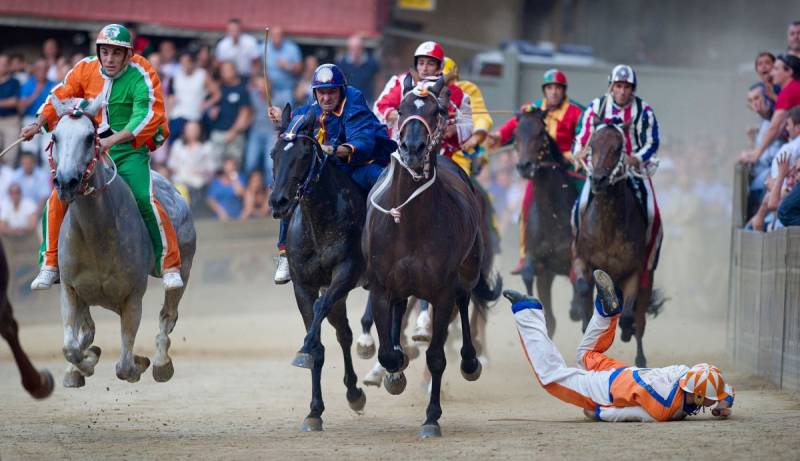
[[0, 297, 53, 398], [327, 298, 366, 414], [116, 296, 150, 383], [153, 287, 184, 382], [521, 258, 535, 296], [573, 258, 593, 328], [457, 291, 481, 382], [420, 293, 454, 438], [619, 273, 640, 343], [632, 284, 651, 368], [536, 270, 556, 338], [356, 297, 376, 359], [469, 300, 488, 365]]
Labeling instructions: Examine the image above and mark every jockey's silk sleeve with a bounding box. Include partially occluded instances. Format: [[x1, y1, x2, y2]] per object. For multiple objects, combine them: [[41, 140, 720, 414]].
[[125, 59, 168, 150], [38, 58, 89, 131]]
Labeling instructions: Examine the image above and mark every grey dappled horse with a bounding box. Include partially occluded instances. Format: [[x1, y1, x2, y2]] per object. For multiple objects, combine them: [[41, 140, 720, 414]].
[[48, 96, 195, 386]]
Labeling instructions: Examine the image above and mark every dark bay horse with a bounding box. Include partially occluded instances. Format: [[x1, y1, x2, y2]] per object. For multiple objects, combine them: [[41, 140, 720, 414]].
[[574, 124, 663, 367], [268, 107, 366, 432], [1, 240, 54, 398], [363, 76, 500, 438], [515, 108, 580, 337]]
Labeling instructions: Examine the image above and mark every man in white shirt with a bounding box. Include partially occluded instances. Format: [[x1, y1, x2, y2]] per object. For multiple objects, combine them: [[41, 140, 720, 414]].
[[0, 183, 38, 236], [214, 18, 260, 78], [12, 152, 50, 206]]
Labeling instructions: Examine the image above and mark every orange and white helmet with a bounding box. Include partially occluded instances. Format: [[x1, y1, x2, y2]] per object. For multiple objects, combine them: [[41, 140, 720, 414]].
[[414, 41, 444, 67], [679, 363, 734, 405]]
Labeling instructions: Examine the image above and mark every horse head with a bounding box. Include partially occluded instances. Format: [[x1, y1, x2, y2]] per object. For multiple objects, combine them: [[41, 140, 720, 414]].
[[588, 123, 627, 194], [269, 105, 321, 218], [396, 74, 449, 177], [49, 95, 104, 202], [515, 107, 560, 179]]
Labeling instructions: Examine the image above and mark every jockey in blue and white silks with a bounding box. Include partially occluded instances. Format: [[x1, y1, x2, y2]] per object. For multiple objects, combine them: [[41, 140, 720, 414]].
[[572, 65, 662, 286]]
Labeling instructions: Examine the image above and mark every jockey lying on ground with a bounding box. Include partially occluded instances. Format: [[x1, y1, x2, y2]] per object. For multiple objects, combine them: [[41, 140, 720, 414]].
[[268, 63, 395, 284], [21, 24, 183, 291], [504, 270, 734, 422]]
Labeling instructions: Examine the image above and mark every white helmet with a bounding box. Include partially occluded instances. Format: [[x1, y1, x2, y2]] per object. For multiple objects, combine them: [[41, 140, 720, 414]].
[[679, 363, 734, 405], [608, 64, 637, 90]]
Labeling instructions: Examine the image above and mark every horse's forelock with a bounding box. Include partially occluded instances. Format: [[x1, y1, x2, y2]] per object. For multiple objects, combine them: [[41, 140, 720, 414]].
[[591, 126, 624, 171]]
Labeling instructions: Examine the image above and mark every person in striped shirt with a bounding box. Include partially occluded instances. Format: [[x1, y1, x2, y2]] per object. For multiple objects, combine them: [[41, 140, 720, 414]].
[[20, 24, 183, 291], [572, 65, 662, 287]]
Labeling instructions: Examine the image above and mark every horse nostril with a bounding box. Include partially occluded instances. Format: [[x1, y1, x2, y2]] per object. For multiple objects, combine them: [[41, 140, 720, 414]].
[[67, 177, 80, 189]]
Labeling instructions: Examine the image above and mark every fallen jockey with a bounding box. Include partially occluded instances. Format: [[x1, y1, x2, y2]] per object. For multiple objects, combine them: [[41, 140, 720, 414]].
[[503, 270, 734, 422], [268, 63, 395, 284]]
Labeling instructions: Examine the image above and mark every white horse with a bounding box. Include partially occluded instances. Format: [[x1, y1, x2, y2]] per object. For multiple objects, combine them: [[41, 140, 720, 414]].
[[48, 96, 195, 386]]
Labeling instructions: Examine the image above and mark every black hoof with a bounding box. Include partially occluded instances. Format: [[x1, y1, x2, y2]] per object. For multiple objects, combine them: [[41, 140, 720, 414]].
[[292, 352, 314, 369], [620, 328, 633, 342], [348, 389, 367, 414], [461, 359, 482, 382], [569, 301, 582, 322], [31, 370, 55, 399], [420, 423, 442, 439], [383, 372, 407, 395], [300, 417, 323, 432], [575, 277, 590, 295]]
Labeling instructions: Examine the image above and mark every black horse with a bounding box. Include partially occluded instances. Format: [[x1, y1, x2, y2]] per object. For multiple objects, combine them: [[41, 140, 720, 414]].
[[515, 108, 580, 337], [268, 107, 366, 432], [363, 76, 501, 438], [1, 240, 54, 399]]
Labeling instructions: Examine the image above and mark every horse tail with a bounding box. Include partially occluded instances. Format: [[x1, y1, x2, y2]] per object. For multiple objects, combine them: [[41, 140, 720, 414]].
[[472, 270, 503, 309], [647, 288, 668, 317]]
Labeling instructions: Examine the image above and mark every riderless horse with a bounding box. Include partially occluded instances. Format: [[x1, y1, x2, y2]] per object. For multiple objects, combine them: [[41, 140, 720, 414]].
[[269, 108, 367, 432], [515, 108, 580, 337], [363, 75, 500, 438], [47, 96, 195, 387], [1, 241, 53, 398], [573, 122, 663, 367]]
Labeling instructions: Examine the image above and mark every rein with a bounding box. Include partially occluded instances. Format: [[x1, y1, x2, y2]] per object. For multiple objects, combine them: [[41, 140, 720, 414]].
[[582, 123, 632, 185], [282, 132, 331, 204]]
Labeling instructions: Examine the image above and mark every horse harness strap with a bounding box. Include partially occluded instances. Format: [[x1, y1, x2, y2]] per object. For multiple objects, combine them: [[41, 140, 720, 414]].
[[369, 151, 438, 224], [288, 133, 330, 203]]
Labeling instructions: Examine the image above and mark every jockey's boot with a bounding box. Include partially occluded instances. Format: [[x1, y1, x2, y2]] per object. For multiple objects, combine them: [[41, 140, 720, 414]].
[[30, 267, 59, 291], [593, 269, 621, 316], [502, 289, 541, 308], [510, 257, 526, 275], [163, 271, 184, 291], [412, 308, 431, 343], [274, 254, 290, 285]]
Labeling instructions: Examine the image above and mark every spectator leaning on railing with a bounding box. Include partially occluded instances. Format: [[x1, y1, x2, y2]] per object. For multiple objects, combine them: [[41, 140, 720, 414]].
[[18, 58, 55, 165], [0, 54, 20, 167], [746, 84, 783, 212], [754, 52, 779, 107]]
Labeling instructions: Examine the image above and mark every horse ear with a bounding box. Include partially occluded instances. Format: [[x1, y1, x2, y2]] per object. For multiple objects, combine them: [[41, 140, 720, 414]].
[[50, 94, 71, 117], [300, 110, 316, 134], [430, 76, 445, 96], [280, 103, 292, 132], [402, 72, 414, 97], [83, 97, 105, 117], [433, 77, 450, 110]]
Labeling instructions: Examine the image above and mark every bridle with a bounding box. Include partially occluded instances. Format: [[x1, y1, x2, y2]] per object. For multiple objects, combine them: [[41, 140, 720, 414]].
[[46, 109, 117, 196], [519, 116, 563, 173], [279, 131, 331, 204], [582, 123, 631, 185]]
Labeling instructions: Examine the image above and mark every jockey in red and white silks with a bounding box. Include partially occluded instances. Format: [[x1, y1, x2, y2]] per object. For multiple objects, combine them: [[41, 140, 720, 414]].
[[572, 65, 662, 285]]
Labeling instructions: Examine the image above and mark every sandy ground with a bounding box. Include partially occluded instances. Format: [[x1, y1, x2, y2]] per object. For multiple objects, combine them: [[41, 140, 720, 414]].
[[2, 224, 799, 460]]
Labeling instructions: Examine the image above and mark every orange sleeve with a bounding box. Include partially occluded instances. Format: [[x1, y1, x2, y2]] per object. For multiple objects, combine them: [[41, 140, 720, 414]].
[[39, 59, 88, 131]]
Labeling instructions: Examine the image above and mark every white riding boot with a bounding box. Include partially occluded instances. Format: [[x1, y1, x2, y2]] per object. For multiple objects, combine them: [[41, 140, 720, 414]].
[[412, 309, 431, 343], [274, 254, 291, 284], [30, 267, 59, 290], [162, 271, 184, 291]]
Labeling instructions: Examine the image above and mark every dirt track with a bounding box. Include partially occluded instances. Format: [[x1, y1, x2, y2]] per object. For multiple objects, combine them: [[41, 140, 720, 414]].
[[2, 223, 799, 460]]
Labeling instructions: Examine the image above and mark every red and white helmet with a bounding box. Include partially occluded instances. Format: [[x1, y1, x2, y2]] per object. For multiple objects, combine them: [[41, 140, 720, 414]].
[[679, 363, 734, 405], [414, 41, 444, 67]]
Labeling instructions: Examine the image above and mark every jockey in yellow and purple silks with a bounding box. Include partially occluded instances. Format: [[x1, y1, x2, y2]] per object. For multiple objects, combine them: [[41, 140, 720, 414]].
[[20, 24, 183, 291], [268, 63, 396, 284]]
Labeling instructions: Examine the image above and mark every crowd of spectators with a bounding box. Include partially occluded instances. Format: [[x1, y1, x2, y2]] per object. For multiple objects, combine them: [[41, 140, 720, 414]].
[[741, 20, 800, 231]]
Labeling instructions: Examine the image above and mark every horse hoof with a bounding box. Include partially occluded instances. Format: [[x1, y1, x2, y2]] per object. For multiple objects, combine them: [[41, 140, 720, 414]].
[[635, 356, 647, 368], [31, 370, 55, 399], [63, 370, 85, 388], [77, 346, 102, 377], [363, 365, 384, 387], [400, 351, 410, 372], [569, 302, 582, 322], [461, 359, 482, 382], [384, 372, 407, 395], [300, 417, 323, 432], [356, 335, 376, 360], [152, 360, 175, 382], [88, 345, 102, 360], [420, 424, 442, 439], [292, 352, 314, 369], [348, 389, 367, 414]]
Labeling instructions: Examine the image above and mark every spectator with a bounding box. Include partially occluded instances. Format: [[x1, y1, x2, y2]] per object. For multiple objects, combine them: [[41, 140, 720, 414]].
[[264, 26, 302, 107], [158, 40, 180, 80], [241, 170, 270, 219], [167, 121, 214, 206], [207, 156, 245, 220], [18, 58, 55, 164], [769, 153, 800, 228], [215, 18, 260, 78], [42, 38, 60, 82], [788, 21, 800, 58], [207, 61, 252, 166], [168, 51, 220, 140], [778, 158, 800, 226], [741, 54, 800, 165], [293, 55, 319, 104], [746, 84, 783, 213], [336, 34, 380, 104], [12, 152, 50, 206], [195, 43, 213, 71], [770, 106, 800, 189], [0, 55, 20, 167], [754, 52, 779, 105], [125, 22, 154, 56], [0, 158, 14, 204], [245, 75, 275, 185], [0, 183, 37, 236], [9, 54, 28, 85]]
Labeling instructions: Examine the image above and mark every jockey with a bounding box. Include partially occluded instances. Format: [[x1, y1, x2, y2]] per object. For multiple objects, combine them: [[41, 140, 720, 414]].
[[488, 69, 584, 274], [20, 24, 183, 291], [268, 63, 395, 284], [504, 270, 735, 422], [572, 65, 662, 287], [373, 41, 473, 169]]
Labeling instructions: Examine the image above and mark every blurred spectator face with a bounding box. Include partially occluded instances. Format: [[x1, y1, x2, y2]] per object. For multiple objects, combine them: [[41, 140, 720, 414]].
[[271, 27, 284, 48], [611, 82, 634, 107], [98, 45, 131, 77], [771, 59, 793, 87], [248, 170, 264, 189], [347, 34, 364, 60], [179, 53, 195, 74], [747, 87, 771, 119], [416, 57, 440, 79], [197, 45, 211, 68], [789, 23, 800, 54], [227, 20, 242, 41], [32, 59, 48, 81], [219, 61, 238, 84], [222, 158, 238, 176], [159, 41, 176, 63], [303, 55, 319, 77], [43, 38, 58, 60], [787, 116, 800, 139], [755, 54, 775, 80], [70, 53, 85, 67], [251, 76, 267, 97], [20, 154, 35, 174], [315, 87, 342, 111], [148, 52, 161, 73], [0, 55, 10, 77], [543, 84, 566, 108], [183, 121, 202, 143], [8, 184, 21, 206], [9, 55, 25, 73]]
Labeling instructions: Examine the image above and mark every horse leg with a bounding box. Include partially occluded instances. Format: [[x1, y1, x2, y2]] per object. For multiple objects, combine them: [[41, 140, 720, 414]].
[[457, 291, 482, 381], [469, 300, 488, 365], [0, 298, 53, 399], [115, 296, 150, 383], [536, 270, 556, 338], [633, 284, 651, 368], [573, 257, 591, 325], [372, 287, 407, 395], [60, 287, 100, 387], [383, 298, 410, 395], [420, 293, 453, 439], [290, 282, 325, 431], [619, 273, 640, 344], [401, 298, 419, 360], [356, 297, 376, 359], [153, 286, 184, 382], [325, 297, 366, 414], [521, 257, 535, 296]]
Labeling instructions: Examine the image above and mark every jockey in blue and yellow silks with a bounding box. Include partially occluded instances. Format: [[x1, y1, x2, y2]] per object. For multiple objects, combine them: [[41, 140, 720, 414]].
[[268, 63, 396, 284]]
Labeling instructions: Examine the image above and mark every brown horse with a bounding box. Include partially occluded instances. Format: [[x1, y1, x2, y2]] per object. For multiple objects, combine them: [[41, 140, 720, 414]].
[[574, 124, 663, 367], [0, 240, 54, 398], [515, 108, 580, 337], [363, 75, 500, 438]]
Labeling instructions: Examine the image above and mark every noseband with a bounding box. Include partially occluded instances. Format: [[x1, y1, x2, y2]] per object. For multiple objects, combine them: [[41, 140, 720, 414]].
[[280, 131, 330, 204], [582, 124, 629, 185], [396, 89, 447, 181], [46, 109, 117, 196]]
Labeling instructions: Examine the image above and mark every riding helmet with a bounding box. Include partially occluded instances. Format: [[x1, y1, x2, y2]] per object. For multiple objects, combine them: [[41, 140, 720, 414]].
[[542, 68, 568, 90], [414, 41, 444, 68], [608, 64, 637, 89]]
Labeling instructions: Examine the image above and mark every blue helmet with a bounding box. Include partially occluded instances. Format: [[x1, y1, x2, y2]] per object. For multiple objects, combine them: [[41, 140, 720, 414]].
[[311, 64, 347, 90]]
